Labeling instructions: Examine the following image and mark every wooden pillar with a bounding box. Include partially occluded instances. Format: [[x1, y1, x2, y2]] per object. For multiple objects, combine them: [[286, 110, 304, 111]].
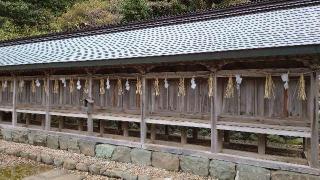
[[12, 77, 17, 127], [150, 124, 156, 141], [164, 125, 169, 140], [99, 120, 104, 136], [140, 76, 147, 145], [211, 74, 221, 153], [58, 117, 64, 132], [224, 131, 230, 143], [258, 134, 266, 155], [45, 77, 51, 131], [117, 122, 122, 135], [192, 128, 198, 140], [25, 113, 30, 127], [87, 76, 93, 134], [310, 72, 319, 167], [0, 112, 3, 123], [78, 119, 83, 131], [122, 121, 129, 137], [181, 127, 187, 144]]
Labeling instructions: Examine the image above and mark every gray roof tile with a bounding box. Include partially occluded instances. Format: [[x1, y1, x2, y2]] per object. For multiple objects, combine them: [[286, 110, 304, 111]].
[[0, 5, 319, 67]]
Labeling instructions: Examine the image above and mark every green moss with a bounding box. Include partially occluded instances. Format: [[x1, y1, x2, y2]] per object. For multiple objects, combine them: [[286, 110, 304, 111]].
[[0, 164, 52, 180]]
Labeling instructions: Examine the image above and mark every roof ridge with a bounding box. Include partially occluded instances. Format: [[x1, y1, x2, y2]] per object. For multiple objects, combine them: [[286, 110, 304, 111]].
[[0, 0, 319, 47]]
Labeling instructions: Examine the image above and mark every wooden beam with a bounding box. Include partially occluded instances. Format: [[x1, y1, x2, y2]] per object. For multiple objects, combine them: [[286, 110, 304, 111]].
[[310, 72, 319, 167], [45, 76, 51, 131], [217, 68, 310, 77], [87, 76, 93, 134], [140, 76, 147, 146], [181, 127, 187, 144], [12, 77, 17, 127], [145, 117, 210, 128], [258, 134, 266, 155]]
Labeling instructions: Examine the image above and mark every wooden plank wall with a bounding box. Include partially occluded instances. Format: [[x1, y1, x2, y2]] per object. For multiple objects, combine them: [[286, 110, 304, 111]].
[[220, 77, 310, 121], [147, 78, 211, 120], [0, 81, 13, 106], [5, 73, 313, 128]]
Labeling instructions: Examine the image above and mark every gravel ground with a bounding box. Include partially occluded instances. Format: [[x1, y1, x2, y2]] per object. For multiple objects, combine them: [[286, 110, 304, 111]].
[[0, 140, 211, 180]]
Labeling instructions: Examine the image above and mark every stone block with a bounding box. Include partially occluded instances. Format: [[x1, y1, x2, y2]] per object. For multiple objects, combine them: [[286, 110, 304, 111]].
[[209, 160, 236, 180], [63, 159, 77, 170], [138, 175, 151, 180], [271, 170, 320, 180], [111, 146, 132, 163], [79, 140, 96, 156], [41, 154, 53, 165], [29, 131, 47, 146], [95, 144, 116, 159], [121, 172, 138, 180], [102, 169, 123, 178], [54, 158, 64, 167], [180, 155, 209, 176], [76, 163, 89, 172], [59, 136, 68, 150], [12, 129, 29, 143], [20, 152, 29, 159], [236, 164, 270, 180], [89, 164, 101, 175], [47, 135, 59, 149], [1, 128, 12, 141], [68, 138, 80, 153], [5, 148, 20, 156], [0, 147, 6, 153], [130, 148, 151, 166], [152, 152, 179, 171], [28, 152, 38, 161]]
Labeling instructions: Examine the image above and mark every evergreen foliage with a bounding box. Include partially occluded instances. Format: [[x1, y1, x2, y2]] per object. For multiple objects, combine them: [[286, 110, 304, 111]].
[[0, 0, 257, 41]]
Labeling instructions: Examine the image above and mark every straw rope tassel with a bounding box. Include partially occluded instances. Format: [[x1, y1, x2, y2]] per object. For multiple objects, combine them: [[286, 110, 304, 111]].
[[43, 79, 49, 95], [224, 76, 234, 98], [264, 74, 275, 99], [154, 78, 160, 96], [208, 74, 214, 97], [136, 77, 142, 95], [298, 74, 307, 101], [9, 81, 13, 92], [53, 80, 59, 94], [31, 80, 36, 93], [84, 79, 89, 94], [69, 79, 74, 93], [178, 77, 185, 97], [100, 79, 105, 95], [117, 78, 123, 95]]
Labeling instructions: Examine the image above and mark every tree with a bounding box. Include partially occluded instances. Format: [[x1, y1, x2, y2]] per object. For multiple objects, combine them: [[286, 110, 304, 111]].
[[52, 0, 122, 31], [121, 0, 150, 22]]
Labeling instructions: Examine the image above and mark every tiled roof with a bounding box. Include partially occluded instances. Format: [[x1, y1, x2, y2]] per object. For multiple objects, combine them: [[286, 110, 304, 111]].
[[0, 2, 319, 67]]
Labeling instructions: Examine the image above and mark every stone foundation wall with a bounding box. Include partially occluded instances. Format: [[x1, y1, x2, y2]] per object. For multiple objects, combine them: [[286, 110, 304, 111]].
[[1, 128, 320, 180]]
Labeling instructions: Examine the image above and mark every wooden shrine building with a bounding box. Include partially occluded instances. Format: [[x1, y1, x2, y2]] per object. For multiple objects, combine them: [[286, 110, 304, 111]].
[[0, 0, 319, 173]]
